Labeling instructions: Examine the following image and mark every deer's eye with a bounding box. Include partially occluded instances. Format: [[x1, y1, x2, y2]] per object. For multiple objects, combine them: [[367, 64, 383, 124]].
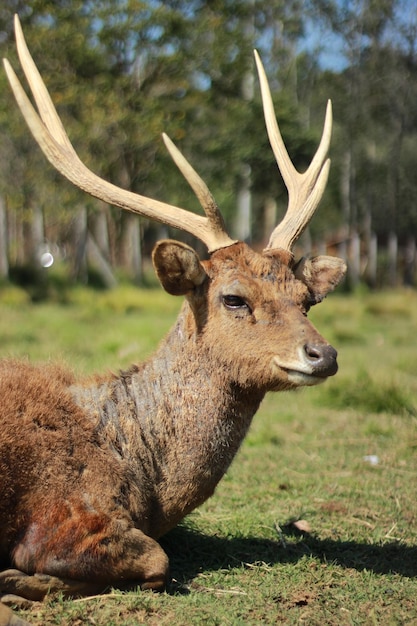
[[222, 295, 250, 311]]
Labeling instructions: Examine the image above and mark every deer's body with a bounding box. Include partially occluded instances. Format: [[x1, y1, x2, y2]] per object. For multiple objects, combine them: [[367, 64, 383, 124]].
[[0, 243, 342, 601], [0, 17, 346, 615]]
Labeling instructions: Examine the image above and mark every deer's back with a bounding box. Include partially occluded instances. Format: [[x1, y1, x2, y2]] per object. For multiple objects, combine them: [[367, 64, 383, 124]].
[[0, 359, 134, 560]]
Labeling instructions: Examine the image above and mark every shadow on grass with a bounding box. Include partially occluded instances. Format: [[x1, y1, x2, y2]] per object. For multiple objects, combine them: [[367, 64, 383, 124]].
[[160, 524, 417, 591]]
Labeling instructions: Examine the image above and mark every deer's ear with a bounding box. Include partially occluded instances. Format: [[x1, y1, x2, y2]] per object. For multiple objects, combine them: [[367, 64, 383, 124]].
[[152, 240, 208, 296], [294, 256, 346, 304]]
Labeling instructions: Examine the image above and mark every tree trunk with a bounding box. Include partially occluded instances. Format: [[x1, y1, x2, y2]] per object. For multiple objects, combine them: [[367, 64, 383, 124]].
[[71, 206, 88, 282], [23, 203, 44, 269], [234, 25, 254, 245], [363, 210, 376, 288], [0, 196, 9, 279], [90, 207, 110, 262], [348, 229, 360, 288], [388, 231, 398, 287], [403, 237, 416, 287], [235, 164, 252, 243], [118, 212, 143, 283], [86, 233, 117, 288], [365, 232, 377, 288], [338, 150, 351, 274], [263, 197, 277, 246]]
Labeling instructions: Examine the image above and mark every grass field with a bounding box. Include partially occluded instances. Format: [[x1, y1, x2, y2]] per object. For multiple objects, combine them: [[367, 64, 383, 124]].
[[1, 282, 417, 625]]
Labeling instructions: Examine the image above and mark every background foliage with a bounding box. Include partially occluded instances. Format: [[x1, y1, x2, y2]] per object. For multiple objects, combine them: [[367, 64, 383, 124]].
[[0, 0, 417, 289]]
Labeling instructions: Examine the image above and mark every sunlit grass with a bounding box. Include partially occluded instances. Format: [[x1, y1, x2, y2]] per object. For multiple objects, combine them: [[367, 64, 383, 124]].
[[1, 286, 417, 624]]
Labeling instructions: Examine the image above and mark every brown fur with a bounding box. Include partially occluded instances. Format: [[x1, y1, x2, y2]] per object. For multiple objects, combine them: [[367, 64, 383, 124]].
[[0, 242, 346, 608]]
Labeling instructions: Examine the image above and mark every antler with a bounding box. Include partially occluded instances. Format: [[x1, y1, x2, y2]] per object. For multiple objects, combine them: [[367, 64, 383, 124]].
[[254, 50, 332, 253], [3, 15, 236, 253]]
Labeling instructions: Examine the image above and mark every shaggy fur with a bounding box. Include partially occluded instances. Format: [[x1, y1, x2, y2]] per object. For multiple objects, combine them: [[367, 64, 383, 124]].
[[0, 242, 345, 612]]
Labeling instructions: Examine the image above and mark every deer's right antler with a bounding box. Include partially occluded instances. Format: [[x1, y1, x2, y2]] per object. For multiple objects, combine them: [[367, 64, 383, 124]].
[[3, 15, 236, 253]]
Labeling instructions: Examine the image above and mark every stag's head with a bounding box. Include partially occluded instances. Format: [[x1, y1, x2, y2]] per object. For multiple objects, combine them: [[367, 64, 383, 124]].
[[4, 16, 346, 392]]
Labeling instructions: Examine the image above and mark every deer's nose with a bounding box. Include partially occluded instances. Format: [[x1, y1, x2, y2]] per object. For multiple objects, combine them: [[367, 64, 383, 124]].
[[303, 343, 338, 377]]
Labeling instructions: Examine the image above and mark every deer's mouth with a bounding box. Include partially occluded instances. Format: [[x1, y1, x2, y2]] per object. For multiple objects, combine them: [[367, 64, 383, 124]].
[[273, 360, 326, 387], [273, 349, 338, 387], [283, 368, 328, 387]]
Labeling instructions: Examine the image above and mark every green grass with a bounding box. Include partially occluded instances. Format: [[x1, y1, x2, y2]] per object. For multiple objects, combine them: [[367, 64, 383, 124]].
[[1, 284, 417, 625]]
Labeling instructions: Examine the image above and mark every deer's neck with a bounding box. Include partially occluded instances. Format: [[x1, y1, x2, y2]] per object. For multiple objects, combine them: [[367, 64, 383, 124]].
[[71, 304, 264, 536]]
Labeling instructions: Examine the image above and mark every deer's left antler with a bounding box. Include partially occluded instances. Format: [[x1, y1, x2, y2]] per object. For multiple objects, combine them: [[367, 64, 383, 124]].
[[254, 50, 332, 254]]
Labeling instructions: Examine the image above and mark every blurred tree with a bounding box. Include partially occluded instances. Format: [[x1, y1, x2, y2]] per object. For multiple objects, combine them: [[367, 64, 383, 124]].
[[1, 0, 317, 283], [4, 1, 415, 288], [308, 0, 417, 286]]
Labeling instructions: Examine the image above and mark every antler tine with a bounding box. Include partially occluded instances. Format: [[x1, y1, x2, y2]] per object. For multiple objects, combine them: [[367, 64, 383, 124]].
[[254, 50, 332, 253], [3, 15, 236, 254], [12, 14, 75, 156], [162, 133, 234, 243]]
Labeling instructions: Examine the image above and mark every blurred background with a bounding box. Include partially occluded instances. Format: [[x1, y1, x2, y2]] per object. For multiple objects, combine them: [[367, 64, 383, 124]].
[[0, 0, 416, 294]]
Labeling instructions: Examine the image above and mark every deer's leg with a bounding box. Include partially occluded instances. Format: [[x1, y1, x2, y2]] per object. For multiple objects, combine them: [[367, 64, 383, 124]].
[[0, 602, 31, 626], [0, 569, 103, 603], [2, 507, 169, 603]]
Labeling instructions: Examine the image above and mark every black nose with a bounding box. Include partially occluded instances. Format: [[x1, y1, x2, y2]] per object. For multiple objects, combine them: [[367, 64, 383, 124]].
[[304, 343, 338, 377]]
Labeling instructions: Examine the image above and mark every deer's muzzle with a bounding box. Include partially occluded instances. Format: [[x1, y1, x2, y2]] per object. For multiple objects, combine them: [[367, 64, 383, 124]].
[[302, 343, 338, 378]]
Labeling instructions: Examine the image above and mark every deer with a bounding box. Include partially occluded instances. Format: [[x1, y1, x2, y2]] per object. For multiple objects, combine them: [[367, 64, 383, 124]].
[[0, 14, 346, 618]]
